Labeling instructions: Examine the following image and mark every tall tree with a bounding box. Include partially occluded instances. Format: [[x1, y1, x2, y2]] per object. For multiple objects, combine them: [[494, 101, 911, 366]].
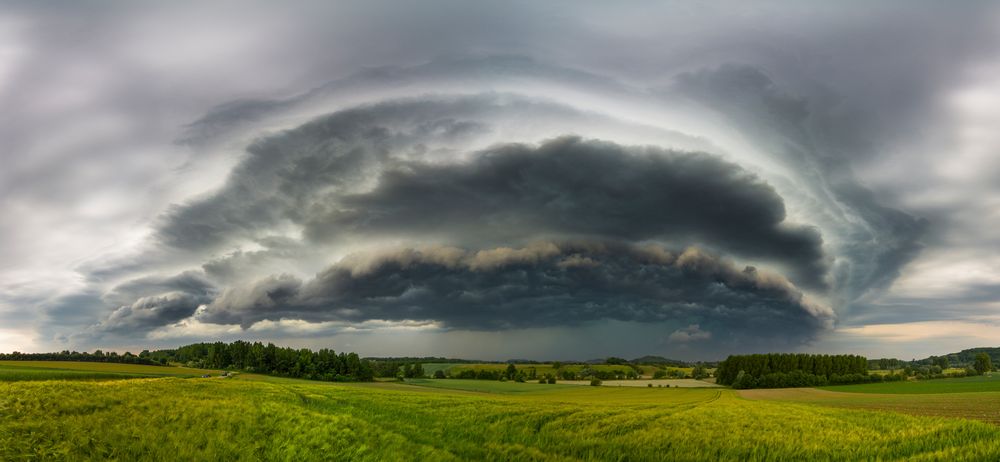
[[975, 353, 993, 375]]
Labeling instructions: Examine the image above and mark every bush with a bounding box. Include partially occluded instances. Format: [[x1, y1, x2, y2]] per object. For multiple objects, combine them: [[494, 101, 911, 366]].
[[433, 370, 446, 379], [590, 379, 602, 386]]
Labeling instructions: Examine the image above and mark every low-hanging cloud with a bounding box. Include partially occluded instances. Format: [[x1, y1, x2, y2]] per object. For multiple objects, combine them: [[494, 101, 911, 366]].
[[93, 270, 217, 333], [155, 95, 830, 289], [192, 241, 832, 345], [307, 135, 828, 288]]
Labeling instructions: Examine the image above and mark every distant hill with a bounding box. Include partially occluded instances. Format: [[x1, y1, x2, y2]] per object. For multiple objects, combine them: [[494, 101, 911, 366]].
[[630, 355, 691, 367], [871, 347, 1000, 369], [363, 357, 485, 364], [923, 347, 1000, 367]]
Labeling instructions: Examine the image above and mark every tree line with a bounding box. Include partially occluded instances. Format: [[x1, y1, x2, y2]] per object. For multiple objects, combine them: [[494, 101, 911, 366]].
[[0, 350, 160, 365], [2, 341, 374, 382], [716, 353, 871, 389], [151, 341, 373, 381]]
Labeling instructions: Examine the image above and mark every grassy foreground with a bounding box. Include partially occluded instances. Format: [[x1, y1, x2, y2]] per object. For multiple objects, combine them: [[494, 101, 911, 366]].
[[6, 374, 1000, 460]]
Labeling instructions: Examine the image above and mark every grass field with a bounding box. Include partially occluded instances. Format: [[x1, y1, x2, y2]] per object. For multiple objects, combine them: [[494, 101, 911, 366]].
[[444, 363, 690, 378], [0, 361, 220, 382], [0, 364, 151, 381], [820, 374, 1000, 394], [403, 378, 581, 393], [740, 388, 1000, 425], [6, 362, 1000, 460], [420, 363, 463, 375]]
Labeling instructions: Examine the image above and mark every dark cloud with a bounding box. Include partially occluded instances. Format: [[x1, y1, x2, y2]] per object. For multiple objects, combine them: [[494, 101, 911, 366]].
[[673, 64, 927, 305], [93, 271, 217, 333], [156, 93, 829, 288], [305, 135, 828, 288], [158, 94, 547, 251], [98, 292, 210, 333], [195, 241, 832, 344]]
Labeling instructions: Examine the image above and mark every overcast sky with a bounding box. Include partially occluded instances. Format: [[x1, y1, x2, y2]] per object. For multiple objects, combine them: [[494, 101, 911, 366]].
[[2, 1, 1000, 361]]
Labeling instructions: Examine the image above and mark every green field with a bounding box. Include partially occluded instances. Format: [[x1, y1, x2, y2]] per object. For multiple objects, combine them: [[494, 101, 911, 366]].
[[6, 362, 1000, 460], [419, 363, 464, 375], [820, 374, 1000, 394], [0, 364, 152, 382], [0, 361, 220, 382], [403, 378, 581, 394], [740, 387, 1000, 425], [445, 363, 685, 377]]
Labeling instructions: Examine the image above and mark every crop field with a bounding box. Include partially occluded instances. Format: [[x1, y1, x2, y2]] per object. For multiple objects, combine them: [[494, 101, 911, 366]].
[[419, 363, 463, 376], [561, 379, 721, 388], [740, 388, 1000, 425], [6, 362, 1000, 460], [402, 378, 580, 394], [0, 364, 150, 382], [818, 374, 1000, 394], [444, 363, 687, 377], [0, 361, 220, 382]]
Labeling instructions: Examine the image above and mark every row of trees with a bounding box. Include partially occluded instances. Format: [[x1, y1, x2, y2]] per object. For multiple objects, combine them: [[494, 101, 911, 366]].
[[1, 342, 375, 382], [870, 352, 993, 379], [0, 350, 161, 365], [397, 363, 702, 382], [872, 348, 1000, 372], [728, 370, 902, 389], [717, 354, 869, 388], [154, 341, 374, 381]]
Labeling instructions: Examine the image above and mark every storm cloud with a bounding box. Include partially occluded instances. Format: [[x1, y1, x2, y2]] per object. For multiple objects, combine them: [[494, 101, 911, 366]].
[[4, 2, 998, 360], [305, 136, 829, 288], [94, 271, 217, 333], [157, 97, 829, 288], [194, 241, 831, 344]]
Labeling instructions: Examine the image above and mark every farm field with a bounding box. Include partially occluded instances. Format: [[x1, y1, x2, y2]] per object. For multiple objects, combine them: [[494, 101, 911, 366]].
[[817, 374, 1000, 394], [561, 379, 721, 388], [5, 362, 1000, 460], [0, 361, 220, 382], [0, 364, 151, 382], [740, 387, 1000, 425], [444, 363, 692, 378], [402, 378, 580, 393]]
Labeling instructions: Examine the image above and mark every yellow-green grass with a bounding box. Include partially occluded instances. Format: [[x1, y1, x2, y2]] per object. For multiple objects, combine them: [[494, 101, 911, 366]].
[[561, 379, 722, 388], [420, 363, 463, 375], [740, 388, 1000, 425], [447, 363, 665, 377], [820, 374, 1000, 394], [0, 364, 152, 382], [402, 378, 580, 394], [0, 361, 220, 379], [7, 377, 1000, 460], [869, 368, 967, 376]]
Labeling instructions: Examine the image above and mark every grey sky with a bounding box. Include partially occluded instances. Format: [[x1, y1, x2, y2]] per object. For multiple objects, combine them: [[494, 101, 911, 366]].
[[2, 1, 1000, 360]]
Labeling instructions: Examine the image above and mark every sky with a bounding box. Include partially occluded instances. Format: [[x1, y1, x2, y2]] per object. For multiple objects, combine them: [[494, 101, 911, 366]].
[[2, 1, 1000, 361]]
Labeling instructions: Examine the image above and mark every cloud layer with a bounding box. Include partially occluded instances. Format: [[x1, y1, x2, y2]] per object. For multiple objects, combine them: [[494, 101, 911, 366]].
[[189, 242, 831, 341], [3, 2, 998, 359]]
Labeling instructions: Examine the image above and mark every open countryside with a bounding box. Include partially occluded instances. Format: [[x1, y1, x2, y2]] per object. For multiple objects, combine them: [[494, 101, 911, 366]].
[[4, 345, 1000, 460], [5, 2, 1000, 460]]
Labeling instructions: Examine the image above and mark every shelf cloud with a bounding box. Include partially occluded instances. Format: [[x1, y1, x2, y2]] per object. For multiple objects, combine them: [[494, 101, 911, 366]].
[[2, 1, 998, 359]]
